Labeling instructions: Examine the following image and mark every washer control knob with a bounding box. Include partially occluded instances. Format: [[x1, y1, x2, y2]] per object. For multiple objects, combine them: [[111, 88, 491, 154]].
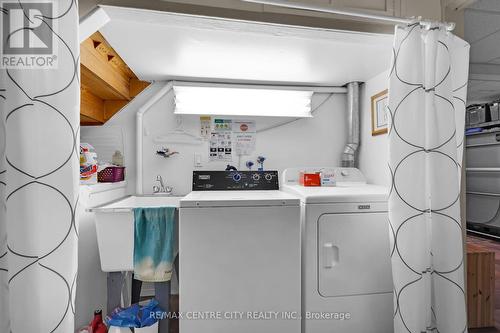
[[265, 173, 273, 181], [232, 173, 242, 182], [252, 173, 261, 181]]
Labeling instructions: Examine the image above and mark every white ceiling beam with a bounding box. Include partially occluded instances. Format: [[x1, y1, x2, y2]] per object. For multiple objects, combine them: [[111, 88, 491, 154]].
[[79, 7, 110, 43]]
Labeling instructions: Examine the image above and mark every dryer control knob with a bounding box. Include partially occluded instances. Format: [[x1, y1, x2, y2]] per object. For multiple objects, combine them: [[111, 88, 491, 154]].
[[252, 173, 261, 181], [265, 173, 273, 181]]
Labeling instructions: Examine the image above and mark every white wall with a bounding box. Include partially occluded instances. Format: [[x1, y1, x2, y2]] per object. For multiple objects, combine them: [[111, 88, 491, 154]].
[[358, 70, 390, 186], [83, 82, 348, 196]]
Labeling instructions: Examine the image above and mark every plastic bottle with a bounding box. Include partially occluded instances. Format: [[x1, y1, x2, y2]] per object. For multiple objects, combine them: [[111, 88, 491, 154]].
[[112, 150, 124, 166], [90, 310, 103, 332], [257, 156, 266, 171], [91, 309, 108, 333]]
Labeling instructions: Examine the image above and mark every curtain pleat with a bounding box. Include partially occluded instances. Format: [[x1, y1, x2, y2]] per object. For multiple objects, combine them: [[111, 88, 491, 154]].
[[0, 1, 80, 331], [0, 47, 8, 333], [388, 24, 470, 333]]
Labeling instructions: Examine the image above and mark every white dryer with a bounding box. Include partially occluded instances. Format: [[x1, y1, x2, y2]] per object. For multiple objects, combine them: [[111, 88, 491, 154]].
[[282, 167, 393, 333]]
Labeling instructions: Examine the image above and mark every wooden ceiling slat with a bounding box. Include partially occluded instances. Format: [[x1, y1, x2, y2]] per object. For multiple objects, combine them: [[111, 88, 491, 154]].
[[80, 31, 151, 126], [130, 78, 151, 98], [89, 31, 136, 78], [104, 100, 128, 121], [81, 87, 105, 124], [81, 38, 131, 100]]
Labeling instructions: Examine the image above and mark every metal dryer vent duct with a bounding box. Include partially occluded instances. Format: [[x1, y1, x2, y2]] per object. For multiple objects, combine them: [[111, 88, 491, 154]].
[[342, 82, 361, 167]]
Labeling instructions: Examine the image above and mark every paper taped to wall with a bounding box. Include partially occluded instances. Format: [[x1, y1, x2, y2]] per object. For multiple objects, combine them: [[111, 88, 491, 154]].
[[233, 120, 256, 156], [200, 116, 211, 140]]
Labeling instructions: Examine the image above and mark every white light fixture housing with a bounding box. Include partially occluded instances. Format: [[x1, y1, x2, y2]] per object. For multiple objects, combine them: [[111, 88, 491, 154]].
[[173, 83, 314, 118]]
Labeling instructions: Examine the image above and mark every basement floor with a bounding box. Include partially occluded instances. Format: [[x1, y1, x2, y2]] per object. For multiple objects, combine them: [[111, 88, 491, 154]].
[[164, 234, 500, 333], [469, 234, 500, 333]]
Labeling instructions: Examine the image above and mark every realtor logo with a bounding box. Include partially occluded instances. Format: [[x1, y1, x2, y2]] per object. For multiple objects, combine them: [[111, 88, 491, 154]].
[[1, 1, 57, 68]]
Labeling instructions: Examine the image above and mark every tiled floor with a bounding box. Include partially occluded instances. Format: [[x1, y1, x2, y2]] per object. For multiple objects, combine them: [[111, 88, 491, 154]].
[[167, 234, 500, 333], [468, 234, 500, 333]]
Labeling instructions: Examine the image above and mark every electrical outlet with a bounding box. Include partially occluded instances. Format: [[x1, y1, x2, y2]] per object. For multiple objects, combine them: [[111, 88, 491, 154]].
[[194, 153, 203, 168]]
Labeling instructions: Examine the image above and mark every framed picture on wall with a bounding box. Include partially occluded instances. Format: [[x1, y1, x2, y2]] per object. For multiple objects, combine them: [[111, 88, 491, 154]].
[[371, 89, 388, 136]]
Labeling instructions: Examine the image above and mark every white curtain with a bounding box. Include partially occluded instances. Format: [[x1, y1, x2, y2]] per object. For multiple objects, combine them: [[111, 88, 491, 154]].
[[388, 24, 470, 333], [0, 1, 80, 331]]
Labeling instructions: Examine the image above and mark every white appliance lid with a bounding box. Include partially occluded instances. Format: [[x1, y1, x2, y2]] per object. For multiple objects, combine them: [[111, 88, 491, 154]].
[[180, 190, 300, 208], [282, 184, 388, 204]]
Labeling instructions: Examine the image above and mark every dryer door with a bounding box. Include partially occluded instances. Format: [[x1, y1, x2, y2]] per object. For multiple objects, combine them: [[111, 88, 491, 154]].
[[318, 212, 392, 297]]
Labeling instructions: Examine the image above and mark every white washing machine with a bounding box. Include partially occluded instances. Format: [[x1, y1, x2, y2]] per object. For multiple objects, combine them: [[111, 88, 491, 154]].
[[179, 171, 301, 333], [282, 167, 393, 333]]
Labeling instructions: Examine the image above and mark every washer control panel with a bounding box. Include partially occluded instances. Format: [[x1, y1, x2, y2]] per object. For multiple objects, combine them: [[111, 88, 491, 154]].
[[192, 171, 279, 191]]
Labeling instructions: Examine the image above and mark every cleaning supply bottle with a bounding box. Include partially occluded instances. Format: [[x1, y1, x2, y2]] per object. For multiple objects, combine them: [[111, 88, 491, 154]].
[[112, 150, 124, 166], [95, 322, 107, 333], [90, 310, 106, 333], [257, 156, 266, 171]]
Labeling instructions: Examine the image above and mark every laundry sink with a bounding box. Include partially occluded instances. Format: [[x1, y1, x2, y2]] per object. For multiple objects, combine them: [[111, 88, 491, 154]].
[[92, 195, 182, 272]]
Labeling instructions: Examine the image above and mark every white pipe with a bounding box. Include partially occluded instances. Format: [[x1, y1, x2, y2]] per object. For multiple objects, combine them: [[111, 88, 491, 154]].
[[136, 81, 174, 194], [341, 82, 360, 167], [466, 168, 500, 173], [241, 0, 456, 31]]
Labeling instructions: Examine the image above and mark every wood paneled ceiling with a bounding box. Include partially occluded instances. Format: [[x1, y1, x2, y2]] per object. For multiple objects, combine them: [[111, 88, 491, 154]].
[[80, 31, 150, 125]]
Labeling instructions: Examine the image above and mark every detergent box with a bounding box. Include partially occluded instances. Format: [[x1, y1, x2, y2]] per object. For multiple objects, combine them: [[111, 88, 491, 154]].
[[80, 143, 98, 185]]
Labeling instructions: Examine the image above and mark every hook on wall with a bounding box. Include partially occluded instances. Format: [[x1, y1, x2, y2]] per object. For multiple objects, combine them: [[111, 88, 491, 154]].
[[156, 147, 179, 158]]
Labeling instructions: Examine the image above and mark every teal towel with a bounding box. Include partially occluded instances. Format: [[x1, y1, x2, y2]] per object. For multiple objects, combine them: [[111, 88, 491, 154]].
[[133, 207, 176, 282]]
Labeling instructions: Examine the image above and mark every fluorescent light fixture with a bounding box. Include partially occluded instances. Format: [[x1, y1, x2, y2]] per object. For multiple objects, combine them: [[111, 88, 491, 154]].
[[173, 85, 313, 117]]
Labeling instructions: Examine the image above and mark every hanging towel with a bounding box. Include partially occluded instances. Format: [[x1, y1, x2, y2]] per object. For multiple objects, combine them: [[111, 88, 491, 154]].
[[133, 207, 177, 282]]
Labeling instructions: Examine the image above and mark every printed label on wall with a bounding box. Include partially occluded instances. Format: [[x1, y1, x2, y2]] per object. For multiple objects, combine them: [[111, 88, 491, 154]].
[[200, 116, 211, 140], [233, 120, 256, 156], [209, 119, 232, 162]]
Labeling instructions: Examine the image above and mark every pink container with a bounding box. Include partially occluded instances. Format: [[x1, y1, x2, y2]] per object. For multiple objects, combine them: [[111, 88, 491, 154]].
[[98, 166, 125, 183]]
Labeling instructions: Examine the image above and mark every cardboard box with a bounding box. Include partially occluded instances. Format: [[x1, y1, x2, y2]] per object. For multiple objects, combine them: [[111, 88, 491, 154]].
[[299, 172, 321, 186]]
